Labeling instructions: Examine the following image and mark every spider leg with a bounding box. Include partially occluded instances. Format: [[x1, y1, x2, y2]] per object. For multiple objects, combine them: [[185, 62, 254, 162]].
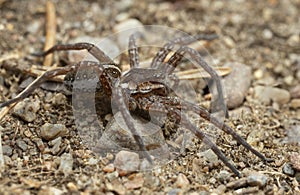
[[128, 34, 140, 68], [112, 84, 153, 164], [176, 110, 242, 177], [150, 34, 218, 68], [137, 96, 241, 176], [165, 46, 229, 118], [180, 100, 271, 163], [0, 61, 106, 108], [32, 43, 115, 64]]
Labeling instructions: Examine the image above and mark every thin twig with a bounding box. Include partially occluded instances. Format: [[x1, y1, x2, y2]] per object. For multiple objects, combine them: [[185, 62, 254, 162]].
[[0, 125, 5, 171], [0, 102, 17, 121], [43, 0, 56, 66]]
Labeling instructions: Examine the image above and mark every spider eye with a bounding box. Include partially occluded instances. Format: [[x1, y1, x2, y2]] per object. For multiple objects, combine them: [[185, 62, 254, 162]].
[[108, 68, 120, 78]]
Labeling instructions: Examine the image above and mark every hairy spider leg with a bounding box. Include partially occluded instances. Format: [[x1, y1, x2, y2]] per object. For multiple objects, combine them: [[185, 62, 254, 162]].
[[165, 45, 229, 118], [144, 96, 270, 176], [179, 111, 241, 176], [112, 84, 153, 164], [150, 33, 218, 68], [128, 34, 140, 68], [32, 42, 115, 64], [133, 95, 241, 176], [180, 100, 272, 163], [0, 61, 106, 108]]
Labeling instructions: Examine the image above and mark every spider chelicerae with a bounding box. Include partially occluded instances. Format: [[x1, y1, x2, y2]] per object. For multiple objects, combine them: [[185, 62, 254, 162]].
[[0, 33, 271, 177]]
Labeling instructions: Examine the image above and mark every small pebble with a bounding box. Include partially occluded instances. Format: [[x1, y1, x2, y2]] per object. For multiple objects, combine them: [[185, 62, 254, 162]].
[[32, 137, 45, 152], [124, 173, 144, 189], [290, 153, 300, 171], [67, 182, 78, 192], [220, 63, 252, 109], [16, 139, 28, 152], [59, 153, 74, 176], [40, 123, 68, 141], [175, 173, 190, 188], [106, 171, 119, 181], [287, 34, 300, 47], [247, 173, 268, 187], [13, 98, 40, 122], [283, 125, 300, 145], [51, 93, 67, 106], [167, 188, 181, 195], [217, 170, 231, 183], [226, 177, 248, 189], [282, 163, 295, 176], [198, 149, 219, 164], [106, 179, 126, 195], [26, 20, 41, 34], [290, 99, 300, 109], [254, 86, 290, 105], [284, 75, 294, 85], [2, 145, 13, 156], [262, 29, 273, 39], [144, 174, 160, 188], [48, 137, 62, 155], [295, 172, 300, 183], [223, 36, 235, 48], [114, 150, 140, 174], [88, 157, 98, 165], [38, 186, 64, 195], [103, 163, 115, 173], [214, 184, 227, 194], [254, 69, 264, 79], [290, 85, 300, 98]]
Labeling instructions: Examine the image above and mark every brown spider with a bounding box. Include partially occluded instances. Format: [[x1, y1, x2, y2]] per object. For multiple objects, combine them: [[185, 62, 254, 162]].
[[0, 33, 271, 177]]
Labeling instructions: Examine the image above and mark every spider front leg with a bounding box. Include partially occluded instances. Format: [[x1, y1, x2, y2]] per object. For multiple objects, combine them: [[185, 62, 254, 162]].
[[0, 61, 107, 108], [33, 42, 115, 64]]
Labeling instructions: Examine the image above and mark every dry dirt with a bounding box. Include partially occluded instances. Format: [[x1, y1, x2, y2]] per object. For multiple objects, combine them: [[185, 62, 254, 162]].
[[0, 0, 300, 194]]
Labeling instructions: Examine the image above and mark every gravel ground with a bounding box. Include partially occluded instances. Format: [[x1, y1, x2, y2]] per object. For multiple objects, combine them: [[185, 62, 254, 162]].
[[0, 0, 300, 194]]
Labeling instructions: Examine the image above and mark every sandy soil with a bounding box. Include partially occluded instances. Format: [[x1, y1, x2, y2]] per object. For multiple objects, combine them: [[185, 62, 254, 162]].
[[0, 0, 300, 194]]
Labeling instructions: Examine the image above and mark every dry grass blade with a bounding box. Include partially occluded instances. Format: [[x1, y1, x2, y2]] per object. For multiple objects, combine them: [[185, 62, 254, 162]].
[[0, 102, 17, 122], [43, 0, 56, 66], [176, 66, 232, 79]]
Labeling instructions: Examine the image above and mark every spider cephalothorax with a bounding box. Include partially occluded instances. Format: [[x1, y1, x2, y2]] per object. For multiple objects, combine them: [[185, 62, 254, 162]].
[[0, 33, 271, 177]]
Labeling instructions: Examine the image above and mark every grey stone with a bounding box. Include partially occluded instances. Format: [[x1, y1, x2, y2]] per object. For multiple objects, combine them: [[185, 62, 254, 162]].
[[16, 139, 28, 151], [247, 173, 268, 187], [254, 86, 290, 105], [2, 145, 13, 156], [40, 123, 68, 141], [59, 153, 73, 175], [217, 63, 252, 109], [282, 163, 295, 176], [13, 98, 40, 122], [114, 150, 140, 172], [217, 170, 231, 183]]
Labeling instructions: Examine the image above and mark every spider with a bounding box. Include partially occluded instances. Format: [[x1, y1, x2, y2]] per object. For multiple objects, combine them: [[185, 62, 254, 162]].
[[0, 33, 271, 177]]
